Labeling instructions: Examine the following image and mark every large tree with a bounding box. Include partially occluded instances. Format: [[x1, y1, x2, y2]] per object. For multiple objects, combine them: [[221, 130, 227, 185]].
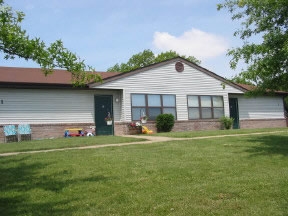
[[107, 50, 201, 72], [0, 0, 101, 86], [217, 0, 288, 93]]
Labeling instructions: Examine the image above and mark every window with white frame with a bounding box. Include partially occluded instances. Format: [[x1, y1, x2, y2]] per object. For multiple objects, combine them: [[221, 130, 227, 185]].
[[187, 95, 224, 119], [131, 94, 176, 121]]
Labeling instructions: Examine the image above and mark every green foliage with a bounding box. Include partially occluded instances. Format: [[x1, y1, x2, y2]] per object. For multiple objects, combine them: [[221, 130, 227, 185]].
[[284, 96, 288, 116], [229, 72, 254, 85], [218, 0, 288, 93], [154, 50, 201, 65], [285, 96, 288, 107], [0, 0, 101, 86], [155, 113, 175, 132], [107, 49, 201, 72], [220, 116, 234, 130]]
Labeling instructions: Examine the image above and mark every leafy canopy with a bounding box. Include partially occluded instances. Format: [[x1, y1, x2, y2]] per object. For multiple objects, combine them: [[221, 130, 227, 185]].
[[107, 49, 201, 72], [0, 0, 101, 86], [218, 0, 288, 92]]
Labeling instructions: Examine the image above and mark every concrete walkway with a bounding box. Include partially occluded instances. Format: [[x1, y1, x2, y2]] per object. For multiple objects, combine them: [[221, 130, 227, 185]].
[[0, 130, 287, 157]]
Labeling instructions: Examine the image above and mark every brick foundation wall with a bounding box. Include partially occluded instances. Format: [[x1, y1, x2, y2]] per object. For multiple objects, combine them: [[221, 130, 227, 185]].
[[114, 122, 157, 135], [0, 123, 94, 143], [1, 119, 286, 143], [240, 119, 287, 129], [116, 119, 286, 134], [114, 120, 221, 135], [172, 120, 221, 132]]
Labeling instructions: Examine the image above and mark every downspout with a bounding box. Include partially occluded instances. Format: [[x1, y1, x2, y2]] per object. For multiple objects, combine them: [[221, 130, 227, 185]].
[[122, 88, 126, 122]]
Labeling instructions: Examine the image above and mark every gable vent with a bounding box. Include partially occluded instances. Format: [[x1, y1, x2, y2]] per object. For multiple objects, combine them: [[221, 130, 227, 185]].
[[175, 62, 184, 72]]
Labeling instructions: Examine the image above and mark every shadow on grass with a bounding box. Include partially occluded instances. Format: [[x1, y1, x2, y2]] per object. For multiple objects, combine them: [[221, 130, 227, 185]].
[[0, 156, 109, 215], [0, 195, 79, 216], [245, 135, 288, 157]]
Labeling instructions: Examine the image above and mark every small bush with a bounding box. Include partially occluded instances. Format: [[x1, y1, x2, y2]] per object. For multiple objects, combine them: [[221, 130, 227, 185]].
[[220, 116, 234, 130], [156, 114, 175, 132]]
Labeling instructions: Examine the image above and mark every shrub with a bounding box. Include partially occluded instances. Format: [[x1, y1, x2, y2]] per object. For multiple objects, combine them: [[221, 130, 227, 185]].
[[220, 116, 234, 130], [156, 114, 175, 132]]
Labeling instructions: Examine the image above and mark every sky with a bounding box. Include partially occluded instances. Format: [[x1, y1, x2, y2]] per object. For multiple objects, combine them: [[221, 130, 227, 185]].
[[1, 0, 249, 78]]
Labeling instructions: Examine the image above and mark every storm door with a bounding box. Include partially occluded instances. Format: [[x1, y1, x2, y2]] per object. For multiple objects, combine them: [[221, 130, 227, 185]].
[[94, 95, 113, 135], [229, 98, 240, 129]]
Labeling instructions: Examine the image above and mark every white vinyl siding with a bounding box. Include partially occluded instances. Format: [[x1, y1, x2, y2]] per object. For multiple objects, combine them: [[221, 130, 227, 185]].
[[93, 62, 244, 121], [0, 88, 121, 124], [230, 95, 285, 119]]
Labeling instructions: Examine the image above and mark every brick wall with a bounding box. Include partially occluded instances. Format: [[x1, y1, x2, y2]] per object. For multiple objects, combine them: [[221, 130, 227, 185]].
[[114, 122, 157, 135], [172, 120, 221, 132], [114, 120, 221, 135], [0, 123, 94, 143], [1, 118, 286, 143], [240, 119, 287, 129]]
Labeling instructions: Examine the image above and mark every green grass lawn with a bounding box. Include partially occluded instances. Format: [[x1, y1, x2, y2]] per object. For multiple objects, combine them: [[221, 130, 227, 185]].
[[0, 136, 147, 154], [0, 130, 288, 215], [152, 127, 288, 138]]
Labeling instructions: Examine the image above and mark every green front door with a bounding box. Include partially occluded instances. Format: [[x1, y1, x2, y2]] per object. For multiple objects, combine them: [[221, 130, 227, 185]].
[[229, 98, 240, 129], [94, 95, 113, 135]]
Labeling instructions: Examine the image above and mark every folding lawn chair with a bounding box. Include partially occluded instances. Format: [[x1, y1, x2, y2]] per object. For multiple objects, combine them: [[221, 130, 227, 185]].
[[18, 124, 32, 141], [3, 125, 18, 143]]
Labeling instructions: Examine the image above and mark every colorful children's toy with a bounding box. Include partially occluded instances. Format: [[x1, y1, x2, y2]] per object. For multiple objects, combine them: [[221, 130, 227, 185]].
[[64, 128, 85, 137], [142, 126, 153, 134]]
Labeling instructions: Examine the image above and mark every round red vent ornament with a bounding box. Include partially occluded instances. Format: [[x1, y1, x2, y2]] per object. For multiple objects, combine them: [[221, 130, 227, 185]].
[[175, 62, 184, 72]]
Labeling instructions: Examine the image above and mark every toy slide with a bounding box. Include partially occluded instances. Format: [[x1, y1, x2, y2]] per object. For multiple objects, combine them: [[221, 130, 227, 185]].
[[142, 126, 153, 134]]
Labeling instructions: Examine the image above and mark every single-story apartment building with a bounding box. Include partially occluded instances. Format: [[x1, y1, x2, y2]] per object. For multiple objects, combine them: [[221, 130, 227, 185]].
[[0, 57, 287, 141]]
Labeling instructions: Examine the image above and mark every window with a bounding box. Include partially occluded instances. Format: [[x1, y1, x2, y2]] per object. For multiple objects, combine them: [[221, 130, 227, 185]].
[[188, 95, 224, 119], [131, 94, 176, 120]]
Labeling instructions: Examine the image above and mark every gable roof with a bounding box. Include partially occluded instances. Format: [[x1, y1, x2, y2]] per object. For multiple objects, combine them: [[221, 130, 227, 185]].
[[235, 83, 288, 95], [0, 66, 120, 88], [4, 57, 283, 95], [89, 56, 247, 92], [234, 83, 256, 91]]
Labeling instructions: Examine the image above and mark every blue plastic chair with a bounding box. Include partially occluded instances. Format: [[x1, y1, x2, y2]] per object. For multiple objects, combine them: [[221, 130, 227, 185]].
[[3, 125, 18, 142], [18, 124, 32, 141]]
